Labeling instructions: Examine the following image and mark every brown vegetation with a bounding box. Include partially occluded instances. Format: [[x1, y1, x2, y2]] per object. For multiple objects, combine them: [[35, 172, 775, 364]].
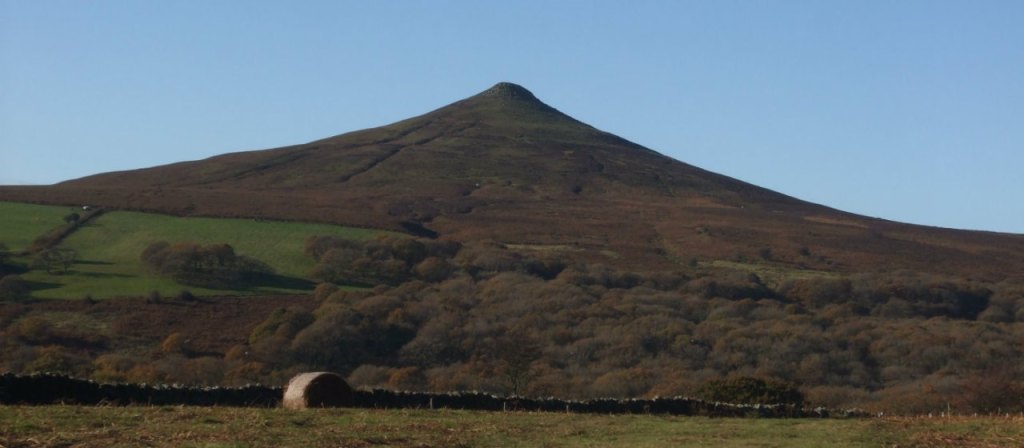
[[1, 250, 1022, 412], [1, 83, 1021, 280], [0, 295, 317, 385], [0, 275, 29, 302]]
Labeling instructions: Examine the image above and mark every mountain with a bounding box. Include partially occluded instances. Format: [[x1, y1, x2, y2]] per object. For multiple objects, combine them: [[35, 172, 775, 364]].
[[2, 82, 1022, 279], [4, 83, 1024, 410]]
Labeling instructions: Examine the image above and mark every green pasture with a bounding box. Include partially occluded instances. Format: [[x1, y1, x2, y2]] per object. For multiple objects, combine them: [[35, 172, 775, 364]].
[[2, 406, 1022, 447], [0, 202, 387, 299], [0, 201, 82, 252]]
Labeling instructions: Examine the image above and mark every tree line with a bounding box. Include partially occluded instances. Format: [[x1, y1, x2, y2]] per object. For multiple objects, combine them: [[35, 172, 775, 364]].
[[1, 234, 1022, 414], [141, 241, 274, 289]]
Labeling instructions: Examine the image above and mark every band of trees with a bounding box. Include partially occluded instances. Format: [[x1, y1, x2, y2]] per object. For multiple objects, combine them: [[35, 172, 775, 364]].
[[1, 234, 1022, 414], [141, 241, 274, 289]]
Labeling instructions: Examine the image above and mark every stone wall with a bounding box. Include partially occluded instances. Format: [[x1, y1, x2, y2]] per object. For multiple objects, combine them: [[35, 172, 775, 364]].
[[0, 373, 860, 418]]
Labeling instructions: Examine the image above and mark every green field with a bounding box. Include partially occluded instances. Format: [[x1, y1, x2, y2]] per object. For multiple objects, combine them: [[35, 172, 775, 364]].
[[1, 406, 1021, 447], [0, 202, 388, 299], [0, 201, 81, 252]]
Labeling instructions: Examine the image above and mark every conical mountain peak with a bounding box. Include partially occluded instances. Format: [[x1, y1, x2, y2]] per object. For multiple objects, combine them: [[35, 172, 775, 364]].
[[454, 81, 576, 126], [478, 82, 539, 101]]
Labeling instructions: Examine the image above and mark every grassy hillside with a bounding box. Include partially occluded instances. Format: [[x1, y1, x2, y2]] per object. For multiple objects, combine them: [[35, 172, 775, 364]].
[[0, 202, 388, 299], [0, 202, 82, 252], [2, 406, 1022, 447]]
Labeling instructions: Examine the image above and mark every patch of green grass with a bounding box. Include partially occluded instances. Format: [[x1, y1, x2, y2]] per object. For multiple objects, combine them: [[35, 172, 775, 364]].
[[16, 209, 388, 299], [706, 259, 838, 289], [31, 311, 112, 335], [1, 406, 1021, 447], [0, 201, 81, 252]]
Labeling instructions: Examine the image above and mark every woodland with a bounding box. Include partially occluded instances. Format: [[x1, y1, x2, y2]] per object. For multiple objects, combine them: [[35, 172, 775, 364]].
[[2, 233, 1022, 414]]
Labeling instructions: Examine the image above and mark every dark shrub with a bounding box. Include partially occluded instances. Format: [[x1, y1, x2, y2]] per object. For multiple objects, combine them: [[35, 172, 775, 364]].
[[0, 275, 30, 302], [141, 241, 273, 289], [778, 277, 853, 308], [686, 271, 775, 300], [698, 377, 803, 406]]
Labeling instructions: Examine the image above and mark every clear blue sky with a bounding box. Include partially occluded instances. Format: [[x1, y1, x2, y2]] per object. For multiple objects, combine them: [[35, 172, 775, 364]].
[[2, 1, 1022, 233]]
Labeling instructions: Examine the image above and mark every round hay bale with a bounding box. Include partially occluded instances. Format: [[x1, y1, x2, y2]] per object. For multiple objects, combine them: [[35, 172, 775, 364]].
[[282, 372, 354, 409]]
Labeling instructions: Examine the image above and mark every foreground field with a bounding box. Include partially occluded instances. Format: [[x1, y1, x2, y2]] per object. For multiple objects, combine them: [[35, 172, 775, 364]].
[[2, 406, 1022, 448], [0, 202, 386, 298]]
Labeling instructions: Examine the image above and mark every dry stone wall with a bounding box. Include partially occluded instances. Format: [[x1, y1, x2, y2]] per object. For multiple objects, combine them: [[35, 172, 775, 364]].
[[0, 373, 860, 418]]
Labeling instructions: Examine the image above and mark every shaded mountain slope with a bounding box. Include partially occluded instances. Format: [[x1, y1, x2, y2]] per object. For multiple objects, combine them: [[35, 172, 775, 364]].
[[2, 82, 1022, 279]]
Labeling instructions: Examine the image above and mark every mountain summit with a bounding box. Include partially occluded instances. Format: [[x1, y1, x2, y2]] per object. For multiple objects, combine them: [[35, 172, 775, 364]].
[[478, 81, 542, 101], [2, 83, 1022, 277], [457, 81, 569, 120]]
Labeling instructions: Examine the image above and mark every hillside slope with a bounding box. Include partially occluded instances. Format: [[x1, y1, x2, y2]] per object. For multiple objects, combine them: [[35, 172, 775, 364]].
[[2, 82, 1022, 278]]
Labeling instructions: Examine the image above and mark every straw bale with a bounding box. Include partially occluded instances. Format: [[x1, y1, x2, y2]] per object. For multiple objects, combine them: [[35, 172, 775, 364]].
[[282, 372, 353, 409]]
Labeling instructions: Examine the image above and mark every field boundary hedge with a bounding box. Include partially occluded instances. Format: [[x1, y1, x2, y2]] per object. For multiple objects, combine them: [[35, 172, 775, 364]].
[[27, 207, 105, 253], [0, 373, 864, 418]]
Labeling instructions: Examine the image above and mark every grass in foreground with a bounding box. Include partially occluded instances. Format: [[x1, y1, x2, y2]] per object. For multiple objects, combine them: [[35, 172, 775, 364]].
[[1, 202, 387, 299], [2, 405, 1023, 448]]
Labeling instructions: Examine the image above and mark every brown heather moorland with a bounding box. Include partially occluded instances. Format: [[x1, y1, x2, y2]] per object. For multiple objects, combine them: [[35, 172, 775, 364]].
[[2, 82, 1022, 278]]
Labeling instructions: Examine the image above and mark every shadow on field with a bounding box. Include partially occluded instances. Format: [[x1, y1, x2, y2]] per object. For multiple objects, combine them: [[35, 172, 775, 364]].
[[75, 260, 114, 266], [76, 271, 134, 279], [251, 274, 316, 291], [25, 279, 63, 293]]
